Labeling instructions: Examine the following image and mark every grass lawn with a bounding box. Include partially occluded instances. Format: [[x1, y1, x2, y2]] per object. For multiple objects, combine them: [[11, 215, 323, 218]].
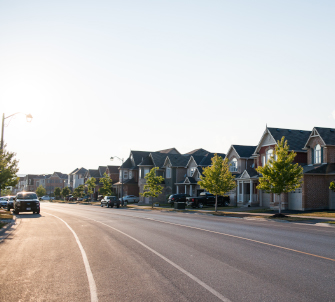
[[0, 209, 13, 229], [291, 211, 335, 218]]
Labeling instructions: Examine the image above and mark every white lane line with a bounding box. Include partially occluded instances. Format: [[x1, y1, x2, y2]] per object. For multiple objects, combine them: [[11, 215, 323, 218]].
[[90, 218, 231, 302], [45, 212, 98, 302]]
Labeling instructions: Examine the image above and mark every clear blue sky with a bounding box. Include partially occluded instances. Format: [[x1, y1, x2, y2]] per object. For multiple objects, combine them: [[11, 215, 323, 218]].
[[1, 0, 334, 174]]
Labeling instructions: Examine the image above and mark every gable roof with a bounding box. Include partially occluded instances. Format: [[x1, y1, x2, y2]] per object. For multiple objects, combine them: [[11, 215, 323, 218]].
[[254, 127, 311, 154], [86, 169, 101, 178], [314, 127, 335, 146], [73, 167, 88, 175], [107, 165, 119, 173], [232, 145, 257, 158], [186, 148, 210, 156], [157, 148, 180, 154]]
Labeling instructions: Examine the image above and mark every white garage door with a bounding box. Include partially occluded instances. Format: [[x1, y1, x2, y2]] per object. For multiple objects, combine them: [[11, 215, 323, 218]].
[[262, 192, 271, 207], [288, 188, 302, 210]]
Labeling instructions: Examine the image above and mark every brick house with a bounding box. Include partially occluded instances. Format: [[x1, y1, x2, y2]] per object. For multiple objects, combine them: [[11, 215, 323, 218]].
[[235, 127, 311, 209], [302, 127, 335, 210], [45, 172, 68, 196]]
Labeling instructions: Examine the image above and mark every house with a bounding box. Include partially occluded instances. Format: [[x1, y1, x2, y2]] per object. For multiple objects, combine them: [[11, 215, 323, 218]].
[[71, 168, 88, 190], [45, 172, 68, 195], [174, 149, 226, 198], [225, 145, 257, 205], [135, 148, 180, 203], [236, 126, 311, 209], [301, 127, 335, 210]]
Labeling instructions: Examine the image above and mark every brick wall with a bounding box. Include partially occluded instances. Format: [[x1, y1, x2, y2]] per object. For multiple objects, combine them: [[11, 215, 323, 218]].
[[326, 146, 335, 163], [302, 174, 334, 209]]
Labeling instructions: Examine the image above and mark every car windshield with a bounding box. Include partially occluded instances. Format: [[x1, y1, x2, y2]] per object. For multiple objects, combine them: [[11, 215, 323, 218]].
[[17, 193, 38, 199]]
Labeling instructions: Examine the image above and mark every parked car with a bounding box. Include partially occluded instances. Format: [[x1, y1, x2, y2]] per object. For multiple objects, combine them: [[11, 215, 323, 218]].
[[120, 195, 139, 203], [14, 192, 40, 214], [0, 197, 8, 208], [186, 192, 230, 208], [68, 196, 76, 201], [101, 196, 120, 208], [40, 196, 55, 201], [97, 195, 103, 201], [5, 196, 15, 210], [167, 193, 190, 206]]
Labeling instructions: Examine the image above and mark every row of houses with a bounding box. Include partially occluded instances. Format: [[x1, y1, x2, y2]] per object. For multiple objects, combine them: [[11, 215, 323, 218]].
[[14, 125, 335, 211], [113, 126, 335, 211], [15, 166, 120, 199]]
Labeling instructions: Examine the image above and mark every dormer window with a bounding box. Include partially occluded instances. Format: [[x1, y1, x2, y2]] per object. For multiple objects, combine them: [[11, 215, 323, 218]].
[[190, 167, 196, 177], [315, 144, 321, 164], [166, 167, 171, 179], [230, 158, 238, 172], [266, 149, 273, 163]]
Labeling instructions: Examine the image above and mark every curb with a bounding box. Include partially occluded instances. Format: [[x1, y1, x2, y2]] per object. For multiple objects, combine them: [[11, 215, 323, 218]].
[[0, 216, 17, 243]]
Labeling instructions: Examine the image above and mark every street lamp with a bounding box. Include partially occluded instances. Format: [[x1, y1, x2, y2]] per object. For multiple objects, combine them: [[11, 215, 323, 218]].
[[1, 112, 33, 150], [110, 156, 124, 205]]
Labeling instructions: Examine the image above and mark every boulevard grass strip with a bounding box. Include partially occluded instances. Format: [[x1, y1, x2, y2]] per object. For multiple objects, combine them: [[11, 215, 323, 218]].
[[290, 211, 335, 218], [0, 209, 13, 229]]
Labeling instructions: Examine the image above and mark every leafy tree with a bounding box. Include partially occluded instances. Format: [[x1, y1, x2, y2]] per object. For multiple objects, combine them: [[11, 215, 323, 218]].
[[330, 181, 335, 192], [140, 167, 164, 208], [0, 147, 19, 196], [99, 172, 113, 196], [54, 187, 61, 199], [198, 154, 236, 212], [85, 177, 96, 201], [61, 187, 71, 200], [36, 185, 46, 197], [73, 184, 85, 199], [1, 187, 13, 196], [256, 136, 303, 216]]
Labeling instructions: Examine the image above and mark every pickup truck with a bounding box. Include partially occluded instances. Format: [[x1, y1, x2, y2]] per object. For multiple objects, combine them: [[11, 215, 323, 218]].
[[186, 192, 230, 208]]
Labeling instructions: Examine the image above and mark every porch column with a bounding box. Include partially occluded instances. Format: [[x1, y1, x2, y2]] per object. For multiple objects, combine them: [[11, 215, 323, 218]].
[[241, 181, 244, 203], [190, 185, 193, 196], [176, 186, 179, 194], [185, 185, 187, 194], [237, 181, 240, 203], [250, 180, 253, 204]]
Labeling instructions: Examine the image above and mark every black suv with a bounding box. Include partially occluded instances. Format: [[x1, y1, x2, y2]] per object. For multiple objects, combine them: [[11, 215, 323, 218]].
[[167, 193, 190, 206], [14, 192, 40, 214], [101, 196, 120, 208]]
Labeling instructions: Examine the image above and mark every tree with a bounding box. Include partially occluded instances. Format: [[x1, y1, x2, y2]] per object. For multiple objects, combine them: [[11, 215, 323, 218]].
[[99, 172, 113, 196], [1, 187, 13, 196], [140, 167, 164, 208], [256, 136, 303, 216], [61, 187, 71, 200], [0, 147, 19, 196], [330, 181, 335, 192], [54, 187, 61, 200], [198, 154, 236, 212], [36, 185, 46, 197], [85, 177, 96, 201], [73, 185, 85, 199]]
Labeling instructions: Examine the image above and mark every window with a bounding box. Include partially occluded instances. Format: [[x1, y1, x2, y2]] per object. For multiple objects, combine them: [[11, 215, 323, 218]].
[[166, 167, 171, 179], [230, 158, 238, 172], [266, 149, 273, 163], [129, 171, 132, 179], [190, 167, 196, 177], [262, 155, 266, 166], [315, 144, 321, 164], [144, 168, 150, 177], [123, 170, 128, 179]]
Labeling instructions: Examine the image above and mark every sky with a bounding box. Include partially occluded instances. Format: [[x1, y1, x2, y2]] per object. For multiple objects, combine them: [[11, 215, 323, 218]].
[[1, 0, 335, 175]]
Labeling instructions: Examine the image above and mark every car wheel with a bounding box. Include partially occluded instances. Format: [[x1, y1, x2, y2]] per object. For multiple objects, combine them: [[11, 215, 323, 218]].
[[107, 204, 109, 208], [198, 203, 204, 209], [14, 210, 19, 214], [101, 203, 103, 207], [7, 207, 10, 211], [37, 210, 40, 214]]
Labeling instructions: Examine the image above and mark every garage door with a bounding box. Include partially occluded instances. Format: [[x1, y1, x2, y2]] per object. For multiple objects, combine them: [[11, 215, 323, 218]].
[[330, 190, 335, 210], [262, 192, 271, 207], [288, 188, 302, 210]]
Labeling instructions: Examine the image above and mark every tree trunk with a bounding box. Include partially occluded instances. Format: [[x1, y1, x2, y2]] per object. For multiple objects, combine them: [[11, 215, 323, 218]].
[[278, 194, 281, 214], [215, 195, 218, 212], [151, 196, 154, 209]]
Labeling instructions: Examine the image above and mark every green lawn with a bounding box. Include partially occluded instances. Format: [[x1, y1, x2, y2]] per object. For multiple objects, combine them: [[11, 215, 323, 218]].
[[291, 211, 335, 218]]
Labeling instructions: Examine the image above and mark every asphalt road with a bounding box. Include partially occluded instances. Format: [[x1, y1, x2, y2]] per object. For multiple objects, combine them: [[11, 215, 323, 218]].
[[1, 202, 335, 302]]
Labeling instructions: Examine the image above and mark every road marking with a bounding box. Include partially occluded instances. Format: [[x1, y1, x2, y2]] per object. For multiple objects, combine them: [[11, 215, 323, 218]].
[[138, 216, 335, 263], [92, 219, 231, 302], [45, 212, 98, 302]]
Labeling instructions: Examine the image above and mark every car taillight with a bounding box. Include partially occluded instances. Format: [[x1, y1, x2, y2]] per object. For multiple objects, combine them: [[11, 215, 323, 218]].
[[172, 198, 175, 200], [192, 198, 195, 202]]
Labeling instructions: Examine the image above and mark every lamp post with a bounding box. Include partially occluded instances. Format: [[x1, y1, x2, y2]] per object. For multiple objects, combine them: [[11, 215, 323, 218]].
[[110, 156, 124, 205], [1, 112, 33, 150]]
